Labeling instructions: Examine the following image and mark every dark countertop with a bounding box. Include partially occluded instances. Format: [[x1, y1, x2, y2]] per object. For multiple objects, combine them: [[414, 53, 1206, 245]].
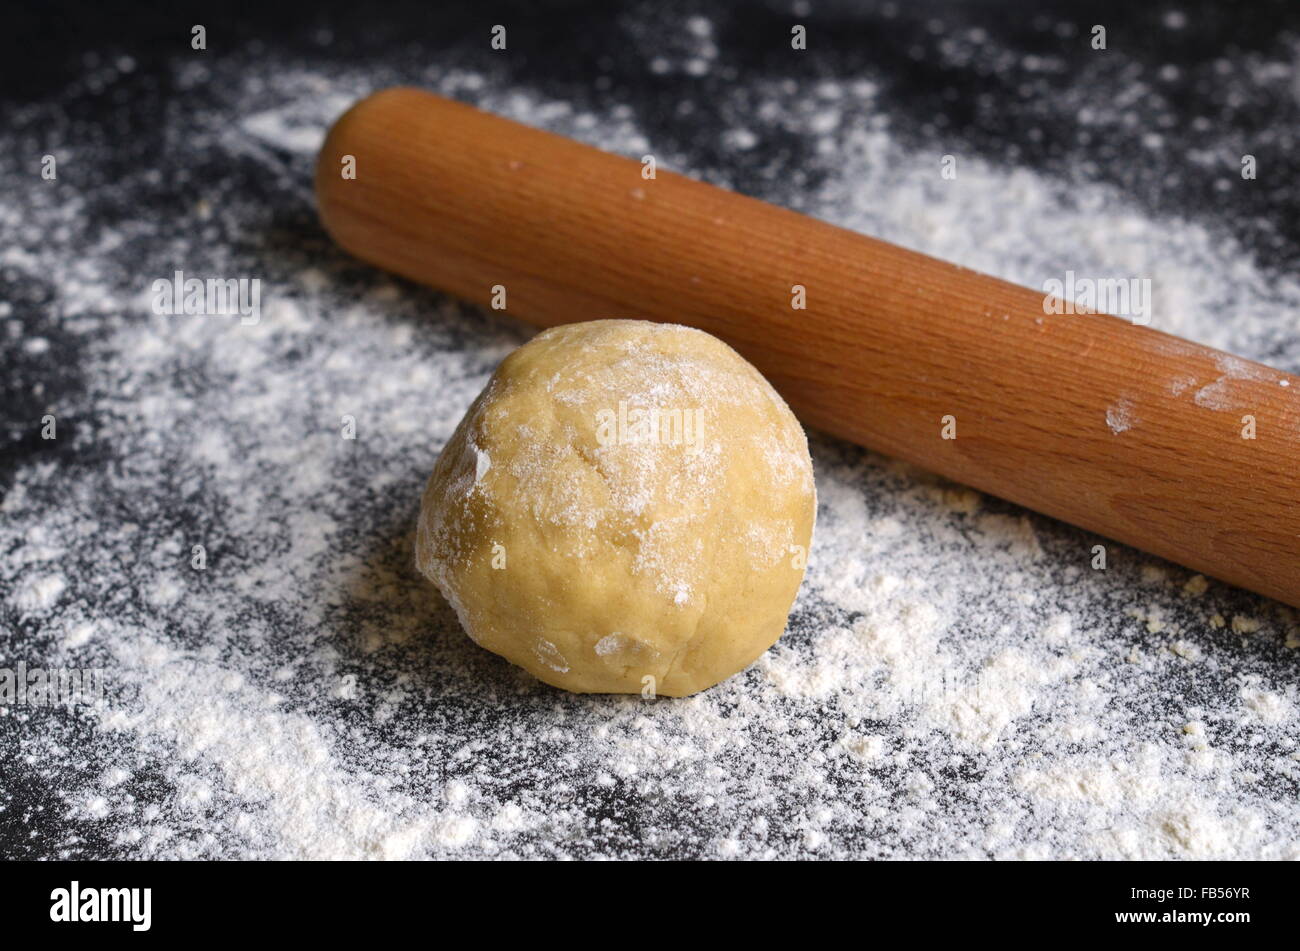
[[3, 0, 1299, 860]]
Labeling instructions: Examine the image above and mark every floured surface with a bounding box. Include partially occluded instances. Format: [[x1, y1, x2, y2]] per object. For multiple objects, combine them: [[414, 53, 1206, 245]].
[[2, 9, 1299, 858]]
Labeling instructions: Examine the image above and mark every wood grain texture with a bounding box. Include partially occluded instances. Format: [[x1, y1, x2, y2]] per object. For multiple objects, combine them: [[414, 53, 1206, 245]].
[[316, 87, 1300, 608]]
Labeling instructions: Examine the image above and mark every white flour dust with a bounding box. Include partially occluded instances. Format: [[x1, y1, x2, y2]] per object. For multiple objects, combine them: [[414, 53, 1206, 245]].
[[1, 23, 1298, 859]]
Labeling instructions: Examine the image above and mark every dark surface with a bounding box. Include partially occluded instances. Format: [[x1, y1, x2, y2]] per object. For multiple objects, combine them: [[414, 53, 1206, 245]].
[[7, 0, 1300, 260], [3, 0, 1299, 859]]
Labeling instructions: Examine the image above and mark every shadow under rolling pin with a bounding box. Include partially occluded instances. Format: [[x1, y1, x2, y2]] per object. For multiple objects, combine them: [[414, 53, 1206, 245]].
[[315, 87, 1300, 609]]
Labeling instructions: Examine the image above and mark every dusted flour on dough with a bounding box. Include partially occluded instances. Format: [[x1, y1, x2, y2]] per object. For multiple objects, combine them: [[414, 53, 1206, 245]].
[[415, 320, 816, 696]]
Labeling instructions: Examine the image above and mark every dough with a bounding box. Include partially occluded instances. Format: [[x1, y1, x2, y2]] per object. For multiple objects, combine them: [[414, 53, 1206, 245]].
[[416, 320, 816, 696]]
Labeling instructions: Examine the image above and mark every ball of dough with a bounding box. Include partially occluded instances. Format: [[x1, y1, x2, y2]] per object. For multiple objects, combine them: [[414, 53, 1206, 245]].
[[416, 319, 815, 696]]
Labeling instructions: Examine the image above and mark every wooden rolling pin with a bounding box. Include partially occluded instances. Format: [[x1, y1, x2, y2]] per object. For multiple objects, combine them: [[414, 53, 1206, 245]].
[[315, 87, 1300, 609]]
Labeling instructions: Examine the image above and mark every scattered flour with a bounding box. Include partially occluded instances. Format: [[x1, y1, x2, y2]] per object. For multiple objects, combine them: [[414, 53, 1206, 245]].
[[1105, 398, 1137, 434], [2, 16, 1298, 859]]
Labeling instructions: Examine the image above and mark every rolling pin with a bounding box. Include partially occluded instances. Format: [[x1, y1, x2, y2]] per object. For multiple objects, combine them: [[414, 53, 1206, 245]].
[[315, 87, 1300, 609]]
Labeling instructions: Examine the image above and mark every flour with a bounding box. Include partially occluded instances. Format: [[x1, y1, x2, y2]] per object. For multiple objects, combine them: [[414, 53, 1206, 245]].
[[2, 16, 1298, 859], [1106, 398, 1137, 434]]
